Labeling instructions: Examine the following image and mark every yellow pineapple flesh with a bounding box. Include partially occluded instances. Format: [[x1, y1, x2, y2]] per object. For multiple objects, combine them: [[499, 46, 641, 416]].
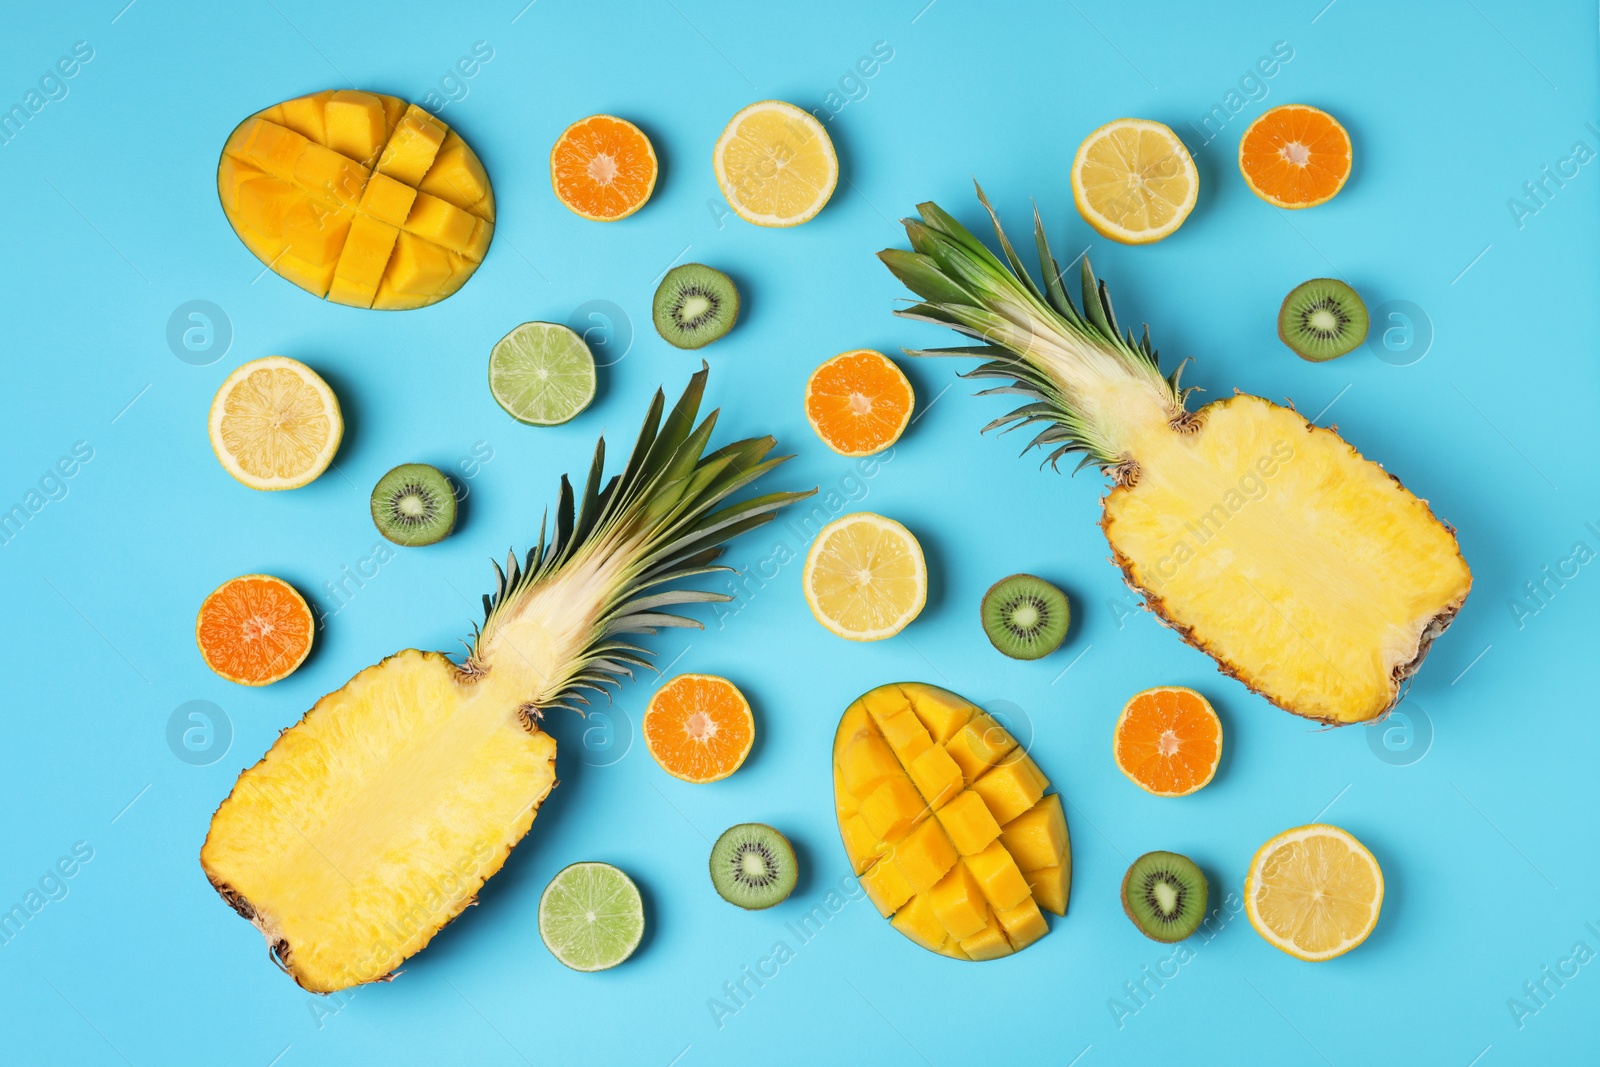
[[202, 651, 555, 992], [1103, 395, 1470, 723], [880, 189, 1471, 724]]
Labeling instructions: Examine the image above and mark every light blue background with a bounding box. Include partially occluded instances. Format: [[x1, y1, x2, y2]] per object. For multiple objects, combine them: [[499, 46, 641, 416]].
[[1, 1, 1596, 1064]]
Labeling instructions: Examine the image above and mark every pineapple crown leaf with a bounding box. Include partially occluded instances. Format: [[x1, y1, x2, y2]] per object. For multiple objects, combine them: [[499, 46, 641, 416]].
[[475, 364, 815, 710], [878, 182, 1192, 475]]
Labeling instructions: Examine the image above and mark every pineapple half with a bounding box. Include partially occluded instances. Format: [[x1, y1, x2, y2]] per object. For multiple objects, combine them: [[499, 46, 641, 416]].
[[201, 367, 811, 992], [879, 187, 1471, 724]]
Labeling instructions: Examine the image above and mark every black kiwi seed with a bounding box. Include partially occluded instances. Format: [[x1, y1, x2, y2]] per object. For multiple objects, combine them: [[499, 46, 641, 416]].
[[709, 823, 797, 909], [652, 263, 740, 349], [370, 463, 456, 547], [1121, 851, 1208, 943], [1277, 278, 1369, 362], [981, 574, 1071, 660]]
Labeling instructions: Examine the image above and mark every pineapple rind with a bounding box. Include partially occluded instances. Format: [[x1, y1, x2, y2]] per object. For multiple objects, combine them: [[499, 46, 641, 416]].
[[1102, 395, 1471, 724]]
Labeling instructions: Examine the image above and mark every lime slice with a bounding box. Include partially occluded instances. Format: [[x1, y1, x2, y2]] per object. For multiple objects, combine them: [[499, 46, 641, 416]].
[[538, 862, 645, 972], [489, 322, 597, 425]]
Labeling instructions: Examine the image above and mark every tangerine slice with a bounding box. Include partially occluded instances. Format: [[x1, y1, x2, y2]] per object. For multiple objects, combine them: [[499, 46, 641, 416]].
[[196, 574, 315, 686], [804, 350, 914, 456], [1238, 105, 1352, 209], [1112, 686, 1222, 797], [642, 674, 755, 783], [550, 115, 658, 221]]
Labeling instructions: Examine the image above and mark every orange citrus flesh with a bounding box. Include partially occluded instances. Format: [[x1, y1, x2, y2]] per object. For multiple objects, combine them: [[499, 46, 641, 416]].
[[1238, 105, 1351, 209], [804, 350, 914, 456], [196, 574, 315, 686], [550, 115, 658, 221], [1112, 686, 1222, 797], [642, 674, 755, 783]]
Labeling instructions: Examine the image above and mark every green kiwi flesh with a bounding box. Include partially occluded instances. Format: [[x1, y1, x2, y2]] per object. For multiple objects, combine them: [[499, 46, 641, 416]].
[[710, 823, 797, 909], [1121, 851, 1207, 943], [653, 263, 739, 349], [1277, 278, 1369, 362], [981, 574, 1070, 660], [370, 463, 456, 547]]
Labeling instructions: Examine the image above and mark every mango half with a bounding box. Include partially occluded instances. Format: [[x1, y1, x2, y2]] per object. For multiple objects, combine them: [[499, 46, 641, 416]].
[[218, 90, 494, 310], [833, 682, 1070, 959]]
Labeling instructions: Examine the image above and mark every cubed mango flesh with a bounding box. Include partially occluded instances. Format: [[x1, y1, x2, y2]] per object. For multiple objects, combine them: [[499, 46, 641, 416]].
[[324, 90, 388, 165], [995, 896, 1049, 950], [906, 684, 976, 743], [832, 682, 1068, 960], [418, 132, 493, 219], [377, 105, 447, 184], [358, 172, 417, 227], [933, 789, 1003, 856], [1024, 864, 1070, 917], [837, 726, 901, 797], [876, 709, 933, 764], [926, 863, 988, 940], [965, 842, 1032, 911], [891, 818, 958, 894], [999, 794, 1068, 872], [218, 90, 492, 309], [859, 776, 927, 841], [958, 911, 1011, 961], [907, 745, 963, 809], [973, 756, 1046, 826], [861, 859, 915, 917], [889, 894, 947, 952], [838, 813, 882, 874], [946, 713, 1018, 783]]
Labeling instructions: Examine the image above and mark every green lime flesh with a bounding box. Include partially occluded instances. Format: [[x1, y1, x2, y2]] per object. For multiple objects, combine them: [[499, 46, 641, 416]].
[[538, 862, 645, 972], [489, 322, 597, 425]]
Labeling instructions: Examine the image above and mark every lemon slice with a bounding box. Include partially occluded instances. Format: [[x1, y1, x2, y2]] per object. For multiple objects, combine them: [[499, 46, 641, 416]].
[[1244, 823, 1384, 961], [208, 356, 343, 490], [802, 512, 926, 641], [713, 100, 838, 227], [1070, 118, 1199, 245]]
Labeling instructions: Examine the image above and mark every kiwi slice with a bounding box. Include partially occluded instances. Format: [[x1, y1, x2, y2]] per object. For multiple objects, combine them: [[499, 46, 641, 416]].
[[1121, 851, 1208, 943], [653, 264, 739, 349], [370, 463, 456, 547], [709, 823, 797, 909], [1277, 278, 1369, 362], [981, 574, 1070, 660]]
